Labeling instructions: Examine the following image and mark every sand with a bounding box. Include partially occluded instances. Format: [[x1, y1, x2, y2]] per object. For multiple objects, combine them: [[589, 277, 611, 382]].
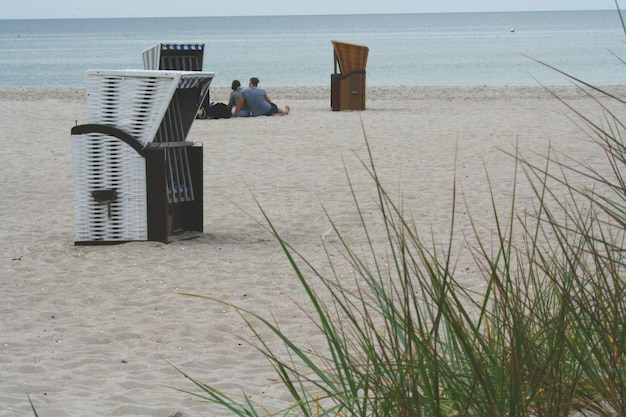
[[1, 84, 623, 417]]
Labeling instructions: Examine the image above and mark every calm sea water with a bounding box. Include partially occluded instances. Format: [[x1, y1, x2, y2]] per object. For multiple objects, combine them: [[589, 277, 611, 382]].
[[0, 10, 625, 88]]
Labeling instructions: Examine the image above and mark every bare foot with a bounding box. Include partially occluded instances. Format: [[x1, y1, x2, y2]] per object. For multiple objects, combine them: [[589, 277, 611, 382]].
[[282, 105, 290, 115]]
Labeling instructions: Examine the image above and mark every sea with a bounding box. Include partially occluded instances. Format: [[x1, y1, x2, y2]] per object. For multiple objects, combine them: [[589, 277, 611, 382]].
[[1, 10, 625, 88]]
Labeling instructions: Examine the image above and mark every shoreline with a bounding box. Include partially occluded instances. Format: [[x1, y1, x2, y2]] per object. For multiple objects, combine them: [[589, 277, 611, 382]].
[[2, 84, 626, 102]]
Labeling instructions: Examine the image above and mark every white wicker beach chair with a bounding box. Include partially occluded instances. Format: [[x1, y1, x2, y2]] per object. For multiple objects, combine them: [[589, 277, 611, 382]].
[[72, 69, 214, 244]]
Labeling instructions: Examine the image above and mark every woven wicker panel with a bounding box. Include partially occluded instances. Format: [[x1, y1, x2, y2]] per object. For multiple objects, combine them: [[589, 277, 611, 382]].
[[85, 70, 214, 147], [72, 131, 148, 242], [332, 40, 369, 74], [85, 71, 176, 147]]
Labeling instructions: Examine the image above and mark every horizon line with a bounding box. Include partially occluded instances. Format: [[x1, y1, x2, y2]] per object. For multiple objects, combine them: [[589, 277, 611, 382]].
[[0, 9, 614, 21]]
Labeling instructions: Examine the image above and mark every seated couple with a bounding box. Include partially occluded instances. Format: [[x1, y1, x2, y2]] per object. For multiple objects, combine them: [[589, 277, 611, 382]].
[[228, 77, 290, 117]]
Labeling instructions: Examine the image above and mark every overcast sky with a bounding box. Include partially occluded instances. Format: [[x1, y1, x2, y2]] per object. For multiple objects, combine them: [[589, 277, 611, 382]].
[[1, 0, 616, 20]]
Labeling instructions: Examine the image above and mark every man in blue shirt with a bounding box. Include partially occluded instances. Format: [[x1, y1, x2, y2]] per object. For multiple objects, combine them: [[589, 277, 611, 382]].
[[234, 77, 290, 117]]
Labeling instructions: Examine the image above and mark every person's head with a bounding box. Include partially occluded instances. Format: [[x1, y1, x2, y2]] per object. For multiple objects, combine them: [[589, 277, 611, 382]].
[[249, 77, 260, 87], [231, 80, 241, 90]]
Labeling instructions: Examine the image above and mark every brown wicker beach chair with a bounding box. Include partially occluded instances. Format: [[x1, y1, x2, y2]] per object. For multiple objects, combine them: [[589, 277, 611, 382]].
[[331, 40, 369, 111]]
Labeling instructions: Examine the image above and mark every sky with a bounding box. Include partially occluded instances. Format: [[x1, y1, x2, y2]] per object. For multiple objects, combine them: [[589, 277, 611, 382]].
[[1, 0, 616, 20]]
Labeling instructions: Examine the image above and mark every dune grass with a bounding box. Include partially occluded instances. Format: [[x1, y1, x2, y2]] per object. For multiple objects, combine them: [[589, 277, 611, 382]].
[[177, 72, 626, 416]]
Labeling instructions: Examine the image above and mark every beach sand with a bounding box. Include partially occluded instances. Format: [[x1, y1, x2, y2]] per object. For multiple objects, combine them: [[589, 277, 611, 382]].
[[1, 84, 623, 417]]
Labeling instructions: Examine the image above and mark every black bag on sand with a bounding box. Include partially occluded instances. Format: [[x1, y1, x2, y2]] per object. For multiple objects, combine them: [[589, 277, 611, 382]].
[[208, 102, 231, 119]]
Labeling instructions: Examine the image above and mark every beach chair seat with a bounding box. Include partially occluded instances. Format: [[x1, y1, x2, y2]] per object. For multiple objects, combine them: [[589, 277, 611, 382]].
[[331, 40, 369, 111], [72, 69, 213, 245]]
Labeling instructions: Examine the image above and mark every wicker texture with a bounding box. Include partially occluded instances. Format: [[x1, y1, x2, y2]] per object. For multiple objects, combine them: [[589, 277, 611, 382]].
[[86, 70, 175, 147], [332, 40, 369, 74], [85, 70, 213, 146], [73, 131, 148, 242]]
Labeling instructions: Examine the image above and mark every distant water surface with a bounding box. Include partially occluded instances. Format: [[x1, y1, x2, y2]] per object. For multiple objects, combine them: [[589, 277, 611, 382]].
[[0, 10, 624, 88]]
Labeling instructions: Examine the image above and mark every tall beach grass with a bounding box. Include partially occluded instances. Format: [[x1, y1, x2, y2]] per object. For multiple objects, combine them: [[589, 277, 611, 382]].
[[178, 81, 625, 417]]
